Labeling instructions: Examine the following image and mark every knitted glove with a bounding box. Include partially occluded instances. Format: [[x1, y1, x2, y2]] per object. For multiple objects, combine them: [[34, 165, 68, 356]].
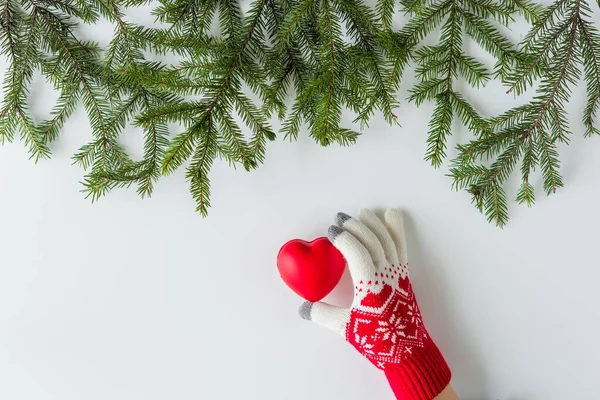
[[299, 209, 451, 400]]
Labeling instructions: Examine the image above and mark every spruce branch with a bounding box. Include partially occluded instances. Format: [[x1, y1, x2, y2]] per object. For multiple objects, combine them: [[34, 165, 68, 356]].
[[451, 0, 600, 227], [403, 0, 517, 167], [133, 0, 276, 215], [272, 0, 402, 146], [1, 0, 600, 225], [79, 0, 171, 200]]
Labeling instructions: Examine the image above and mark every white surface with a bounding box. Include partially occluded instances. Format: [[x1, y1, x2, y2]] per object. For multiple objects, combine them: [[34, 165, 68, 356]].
[[2, 5, 600, 400]]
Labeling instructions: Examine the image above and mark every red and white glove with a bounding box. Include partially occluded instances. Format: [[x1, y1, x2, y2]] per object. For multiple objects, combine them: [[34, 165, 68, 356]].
[[300, 209, 451, 400]]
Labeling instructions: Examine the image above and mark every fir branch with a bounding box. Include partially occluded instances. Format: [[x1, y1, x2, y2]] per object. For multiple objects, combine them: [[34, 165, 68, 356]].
[[1, 0, 599, 226], [133, 0, 277, 212], [82, 0, 170, 199], [579, 16, 600, 136], [187, 121, 217, 215], [272, 0, 401, 146], [404, 0, 516, 167], [451, 0, 600, 226]]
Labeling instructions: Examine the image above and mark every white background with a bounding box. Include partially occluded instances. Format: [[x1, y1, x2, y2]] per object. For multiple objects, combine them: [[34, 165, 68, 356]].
[[1, 3, 600, 400]]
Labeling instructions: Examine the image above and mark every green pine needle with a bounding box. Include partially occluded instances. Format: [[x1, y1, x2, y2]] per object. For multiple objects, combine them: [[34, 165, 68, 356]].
[[0, 0, 599, 225], [450, 0, 600, 226], [404, 0, 517, 168]]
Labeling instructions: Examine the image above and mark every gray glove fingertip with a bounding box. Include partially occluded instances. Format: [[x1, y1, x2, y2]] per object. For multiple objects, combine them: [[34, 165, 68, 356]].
[[299, 301, 313, 320]]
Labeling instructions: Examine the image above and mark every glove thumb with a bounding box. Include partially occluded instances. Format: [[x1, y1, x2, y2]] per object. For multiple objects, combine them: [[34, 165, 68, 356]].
[[299, 301, 350, 337]]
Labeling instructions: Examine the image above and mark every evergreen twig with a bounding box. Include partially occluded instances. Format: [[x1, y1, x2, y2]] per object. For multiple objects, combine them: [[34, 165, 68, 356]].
[[402, 0, 518, 167], [0, 0, 598, 225], [450, 0, 600, 227]]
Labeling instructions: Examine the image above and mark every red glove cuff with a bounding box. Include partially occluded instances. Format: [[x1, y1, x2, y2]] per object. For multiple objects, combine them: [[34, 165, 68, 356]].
[[384, 342, 451, 400]]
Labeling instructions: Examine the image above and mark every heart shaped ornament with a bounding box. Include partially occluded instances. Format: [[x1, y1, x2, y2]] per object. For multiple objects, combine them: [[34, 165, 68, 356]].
[[277, 237, 346, 302]]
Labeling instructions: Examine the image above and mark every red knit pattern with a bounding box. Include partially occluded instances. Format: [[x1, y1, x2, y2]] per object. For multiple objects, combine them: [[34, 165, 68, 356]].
[[384, 343, 451, 400], [345, 274, 451, 400]]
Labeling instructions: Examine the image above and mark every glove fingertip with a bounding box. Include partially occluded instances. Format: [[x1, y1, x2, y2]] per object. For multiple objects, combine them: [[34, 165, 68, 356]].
[[298, 301, 313, 320], [335, 212, 351, 227], [328, 225, 343, 242]]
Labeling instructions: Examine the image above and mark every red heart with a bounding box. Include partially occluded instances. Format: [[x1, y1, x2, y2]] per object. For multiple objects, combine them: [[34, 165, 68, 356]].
[[277, 237, 346, 302]]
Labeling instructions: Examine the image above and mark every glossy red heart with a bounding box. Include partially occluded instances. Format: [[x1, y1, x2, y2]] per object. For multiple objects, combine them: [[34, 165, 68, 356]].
[[277, 237, 346, 302]]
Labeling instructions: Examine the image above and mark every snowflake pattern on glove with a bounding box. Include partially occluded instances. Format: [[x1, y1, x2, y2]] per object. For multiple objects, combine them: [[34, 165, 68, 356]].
[[346, 263, 428, 369]]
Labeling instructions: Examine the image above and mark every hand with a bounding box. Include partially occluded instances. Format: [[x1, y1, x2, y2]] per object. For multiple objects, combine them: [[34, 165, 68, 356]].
[[300, 209, 452, 400]]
